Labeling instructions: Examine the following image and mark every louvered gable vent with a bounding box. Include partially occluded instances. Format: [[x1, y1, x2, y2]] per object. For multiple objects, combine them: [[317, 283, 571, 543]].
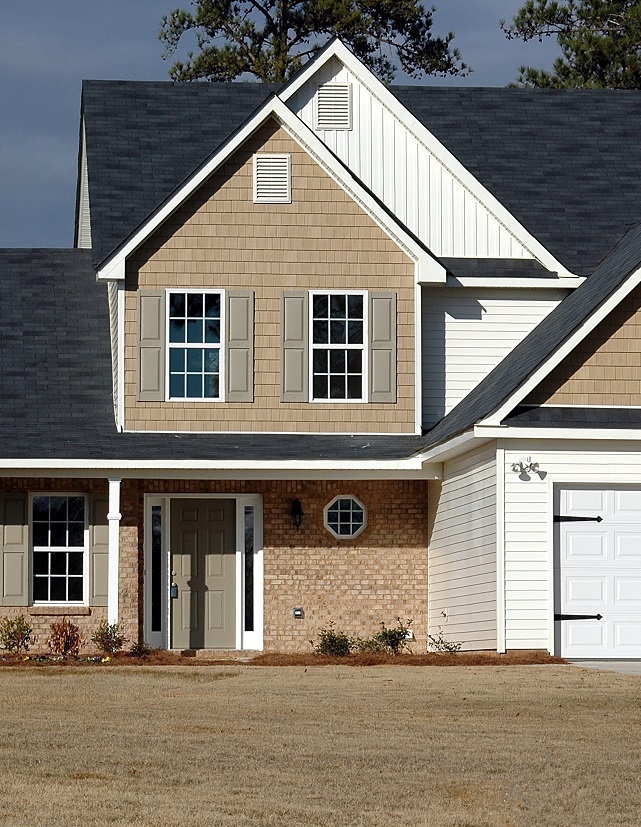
[[253, 153, 291, 203], [315, 83, 352, 131]]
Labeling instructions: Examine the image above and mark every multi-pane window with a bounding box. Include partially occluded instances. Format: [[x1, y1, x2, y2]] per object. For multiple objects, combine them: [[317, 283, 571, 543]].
[[311, 292, 366, 400], [324, 496, 367, 539], [32, 495, 86, 603], [168, 291, 222, 400]]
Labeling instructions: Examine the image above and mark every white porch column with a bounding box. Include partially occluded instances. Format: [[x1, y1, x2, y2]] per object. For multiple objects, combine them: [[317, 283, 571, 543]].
[[107, 477, 122, 625]]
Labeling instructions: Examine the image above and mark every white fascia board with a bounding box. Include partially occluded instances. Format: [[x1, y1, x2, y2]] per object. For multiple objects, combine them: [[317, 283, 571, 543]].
[[0, 458, 441, 480], [452, 277, 584, 289], [280, 40, 574, 279], [474, 424, 641, 442], [415, 429, 488, 464], [96, 94, 443, 285], [483, 261, 641, 426]]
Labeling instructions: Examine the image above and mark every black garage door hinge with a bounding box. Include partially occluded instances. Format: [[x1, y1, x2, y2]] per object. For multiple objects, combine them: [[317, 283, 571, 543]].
[[554, 613, 603, 621], [554, 515, 603, 523]]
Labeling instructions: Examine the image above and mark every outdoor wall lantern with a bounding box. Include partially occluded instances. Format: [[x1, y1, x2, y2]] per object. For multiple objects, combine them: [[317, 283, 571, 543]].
[[290, 498, 304, 530], [510, 456, 546, 481]]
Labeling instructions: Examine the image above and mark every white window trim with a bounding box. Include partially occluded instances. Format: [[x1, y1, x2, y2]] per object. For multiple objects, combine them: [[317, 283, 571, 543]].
[[253, 153, 292, 203], [309, 289, 368, 403], [315, 82, 352, 131], [165, 288, 226, 402], [324, 495, 367, 540], [30, 493, 89, 606]]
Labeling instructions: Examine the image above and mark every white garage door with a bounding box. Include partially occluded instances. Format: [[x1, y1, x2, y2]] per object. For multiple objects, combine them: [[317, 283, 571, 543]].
[[556, 487, 641, 659]]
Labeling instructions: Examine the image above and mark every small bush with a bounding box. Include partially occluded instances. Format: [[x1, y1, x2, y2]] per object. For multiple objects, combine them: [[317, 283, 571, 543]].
[[428, 626, 462, 654], [46, 619, 83, 658], [128, 641, 153, 658], [373, 618, 413, 654], [91, 621, 126, 655], [311, 624, 353, 656], [0, 614, 34, 654]]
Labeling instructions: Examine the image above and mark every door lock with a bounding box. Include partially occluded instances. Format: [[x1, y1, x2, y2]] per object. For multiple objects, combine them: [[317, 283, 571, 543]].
[[170, 583, 178, 599]]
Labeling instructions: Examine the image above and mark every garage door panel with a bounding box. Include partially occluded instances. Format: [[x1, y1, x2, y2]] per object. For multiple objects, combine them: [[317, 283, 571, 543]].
[[559, 486, 641, 659], [614, 533, 641, 562], [614, 490, 641, 518], [614, 621, 641, 649], [564, 531, 606, 562], [565, 576, 606, 606], [566, 489, 606, 513], [566, 620, 606, 652], [614, 577, 641, 606]]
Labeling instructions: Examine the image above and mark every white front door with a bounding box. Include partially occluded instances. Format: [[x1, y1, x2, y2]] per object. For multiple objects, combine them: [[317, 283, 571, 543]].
[[556, 487, 641, 658]]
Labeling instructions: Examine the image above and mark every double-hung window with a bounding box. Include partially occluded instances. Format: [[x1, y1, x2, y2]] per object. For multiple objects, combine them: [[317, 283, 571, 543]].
[[32, 495, 86, 603], [167, 290, 224, 400], [311, 291, 366, 401]]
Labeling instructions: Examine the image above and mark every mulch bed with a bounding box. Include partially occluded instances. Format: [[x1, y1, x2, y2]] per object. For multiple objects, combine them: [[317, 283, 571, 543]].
[[0, 649, 566, 668]]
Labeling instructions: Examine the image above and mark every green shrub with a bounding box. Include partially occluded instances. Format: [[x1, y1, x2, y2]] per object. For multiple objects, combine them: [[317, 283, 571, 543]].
[[428, 626, 462, 653], [0, 614, 34, 654], [46, 619, 83, 658], [311, 624, 353, 656], [371, 618, 413, 654], [91, 621, 126, 655]]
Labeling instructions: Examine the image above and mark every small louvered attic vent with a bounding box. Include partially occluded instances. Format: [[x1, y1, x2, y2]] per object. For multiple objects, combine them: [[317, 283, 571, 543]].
[[315, 83, 352, 130], [253, 153, 291, 203]]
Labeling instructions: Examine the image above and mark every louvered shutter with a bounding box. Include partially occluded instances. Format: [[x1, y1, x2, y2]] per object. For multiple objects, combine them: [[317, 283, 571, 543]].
[[90, 497, 109, 607], [138, 290, 165, 402], [281, 291, 308, 402], [369, 292, 397, 403], [226, 290, 254, 402], [1, 494, 28, 606], [315, 84, 352, 131], [254, 154, 291, 203]]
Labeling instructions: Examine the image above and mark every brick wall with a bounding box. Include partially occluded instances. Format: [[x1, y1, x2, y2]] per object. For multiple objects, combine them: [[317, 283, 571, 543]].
[[128, 478, 429, 652], [1, 477, 428, 654]]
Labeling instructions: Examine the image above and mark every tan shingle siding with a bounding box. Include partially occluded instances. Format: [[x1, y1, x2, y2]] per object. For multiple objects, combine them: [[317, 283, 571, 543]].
[[527, 284, 641, 406], [124, 120, 415, 433]]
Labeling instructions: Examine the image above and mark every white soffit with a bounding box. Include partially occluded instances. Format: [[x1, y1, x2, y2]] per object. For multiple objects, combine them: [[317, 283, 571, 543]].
[[279, 40, 574, 278], [95, 95, 444, 286]]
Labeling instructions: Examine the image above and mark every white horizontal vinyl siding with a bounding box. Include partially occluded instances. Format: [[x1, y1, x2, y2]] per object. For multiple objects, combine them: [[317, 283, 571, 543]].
[[422, 289, 565, 427], [289, 59, 532, 260], [428, 443, 497, 650], [502, 440, 641, 651]]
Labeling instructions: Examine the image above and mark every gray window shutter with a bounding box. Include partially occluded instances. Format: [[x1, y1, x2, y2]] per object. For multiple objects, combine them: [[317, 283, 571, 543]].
[[138, 290, 165, 402], [1, 494, 28, 606], [369, 292, 397, 403], [90, 497, 109, 607], [281, 292, 308, 402], [226, 291, 254, 402]]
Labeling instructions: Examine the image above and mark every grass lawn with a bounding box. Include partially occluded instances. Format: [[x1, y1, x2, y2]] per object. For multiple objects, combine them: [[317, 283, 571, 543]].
[[0, 663, 639, 826]]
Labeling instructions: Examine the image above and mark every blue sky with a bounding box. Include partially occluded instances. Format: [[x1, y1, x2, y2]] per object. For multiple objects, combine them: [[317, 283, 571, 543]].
[[0, 1, 560, 247]]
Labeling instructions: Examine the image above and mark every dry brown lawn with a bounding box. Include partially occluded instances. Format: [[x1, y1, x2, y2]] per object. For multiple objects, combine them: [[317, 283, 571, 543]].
[[0, 663, 639, 826]]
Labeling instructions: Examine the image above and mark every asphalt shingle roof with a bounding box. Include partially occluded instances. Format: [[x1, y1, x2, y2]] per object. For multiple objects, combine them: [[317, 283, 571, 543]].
[[0, 250, 423, 462], [419, 224, 641, 452], [83, 81, 641, 276], [82, 80, 278, 268]]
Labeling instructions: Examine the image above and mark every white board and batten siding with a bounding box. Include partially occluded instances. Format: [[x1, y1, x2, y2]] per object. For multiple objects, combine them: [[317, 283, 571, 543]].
[[502, 441, 641, 652], [108, 280, 119, 427], [288, 58, 533, 261], [422, 289, 565, 427], [76, 124, 92, 250], [428, 443, 498, 650]]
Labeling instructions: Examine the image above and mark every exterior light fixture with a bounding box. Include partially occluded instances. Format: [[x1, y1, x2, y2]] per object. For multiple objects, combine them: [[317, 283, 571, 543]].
[[290, 498, 304, 530]]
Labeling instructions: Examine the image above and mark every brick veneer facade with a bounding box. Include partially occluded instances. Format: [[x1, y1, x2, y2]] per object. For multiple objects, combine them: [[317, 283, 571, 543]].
[[1, 477, 429, 654]]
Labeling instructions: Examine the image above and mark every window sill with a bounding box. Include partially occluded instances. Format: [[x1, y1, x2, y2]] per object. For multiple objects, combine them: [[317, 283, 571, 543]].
[[28, 606, 91, 617]]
